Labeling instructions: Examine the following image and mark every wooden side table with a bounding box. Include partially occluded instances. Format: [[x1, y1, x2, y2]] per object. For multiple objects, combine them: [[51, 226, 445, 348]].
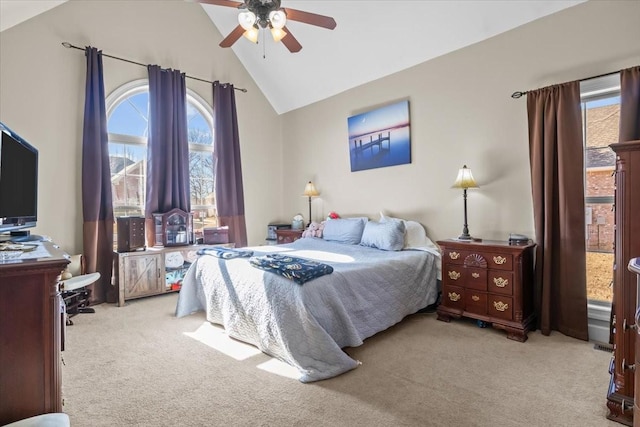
[[436, 239, 536, 342], [275, 229, 303, 244]]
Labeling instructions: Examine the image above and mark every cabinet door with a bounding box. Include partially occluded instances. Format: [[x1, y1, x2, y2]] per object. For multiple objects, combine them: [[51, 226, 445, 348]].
[[123, 254, 163, 299]]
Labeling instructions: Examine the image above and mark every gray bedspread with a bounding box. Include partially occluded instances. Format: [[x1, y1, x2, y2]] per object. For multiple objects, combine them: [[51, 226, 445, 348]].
[[175, 238, 439, 382]]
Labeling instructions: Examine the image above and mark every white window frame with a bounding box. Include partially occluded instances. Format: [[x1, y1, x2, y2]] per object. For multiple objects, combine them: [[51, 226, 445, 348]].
[[579, 73, 620, 344], [106, 79, 215, 220]]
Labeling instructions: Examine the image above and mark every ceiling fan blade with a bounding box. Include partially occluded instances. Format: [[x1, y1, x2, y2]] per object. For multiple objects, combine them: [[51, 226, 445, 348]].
[[219, 24, 246, 48], [194, 0, 244, 8], [281, 26, 302, 53], [282, 7, 336, 30]]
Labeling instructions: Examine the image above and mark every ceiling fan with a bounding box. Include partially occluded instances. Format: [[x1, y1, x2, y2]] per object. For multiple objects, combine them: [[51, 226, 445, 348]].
[[196, 0, 337, 53]]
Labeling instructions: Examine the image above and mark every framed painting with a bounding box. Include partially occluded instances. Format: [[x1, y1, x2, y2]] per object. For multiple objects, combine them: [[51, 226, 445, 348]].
[[347, 100, 411, 172]]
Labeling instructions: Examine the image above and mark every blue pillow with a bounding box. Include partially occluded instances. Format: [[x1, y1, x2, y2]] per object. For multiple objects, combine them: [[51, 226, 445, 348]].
[[360, 219, 406, 251], [322, 217, 367, 245]]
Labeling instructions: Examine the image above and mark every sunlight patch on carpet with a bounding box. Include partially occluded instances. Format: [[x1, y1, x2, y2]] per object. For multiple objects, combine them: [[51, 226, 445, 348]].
[[184, 321, 262, 360], [256, 358, 300, 380]]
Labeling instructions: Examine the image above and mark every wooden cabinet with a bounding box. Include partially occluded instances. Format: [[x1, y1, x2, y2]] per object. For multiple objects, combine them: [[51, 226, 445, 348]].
[[275, 229, 303, 244], [436, 239, 536, 342], [607, 140, 640, 426], [0, 242, 69, 425], [632, 259, 640, 427], [114, 244, 231, 306]]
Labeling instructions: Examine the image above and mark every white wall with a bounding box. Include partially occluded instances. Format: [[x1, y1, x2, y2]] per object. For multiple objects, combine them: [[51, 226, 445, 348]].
[[0, 0, 283, 253], [280, 0, 640, 242], [1, 1, 639, 254]]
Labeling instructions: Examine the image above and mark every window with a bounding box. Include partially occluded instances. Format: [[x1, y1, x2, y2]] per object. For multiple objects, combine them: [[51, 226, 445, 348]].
[[580, 74, 620, 305], [106, 80, 217, 243]]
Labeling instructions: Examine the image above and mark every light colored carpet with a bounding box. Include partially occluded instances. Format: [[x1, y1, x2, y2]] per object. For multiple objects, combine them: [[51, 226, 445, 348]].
[[62, 293, 618, 426]]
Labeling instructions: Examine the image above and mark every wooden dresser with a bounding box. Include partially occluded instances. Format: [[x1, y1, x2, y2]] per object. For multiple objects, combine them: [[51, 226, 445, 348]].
[[607, 140, 640, 426], [275, 229, 303, 244], [436, 239, 536, 342], [0, 242, 69, 425]]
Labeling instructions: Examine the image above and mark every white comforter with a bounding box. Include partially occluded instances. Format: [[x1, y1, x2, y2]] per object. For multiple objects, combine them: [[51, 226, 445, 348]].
[[175, 238, 439, 382]]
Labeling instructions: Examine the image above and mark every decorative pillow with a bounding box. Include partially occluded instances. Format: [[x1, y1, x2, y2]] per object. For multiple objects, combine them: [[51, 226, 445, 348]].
[[360, 219, 406, 251], [380, 212, 439, 251], [322, 217, 367, 245]]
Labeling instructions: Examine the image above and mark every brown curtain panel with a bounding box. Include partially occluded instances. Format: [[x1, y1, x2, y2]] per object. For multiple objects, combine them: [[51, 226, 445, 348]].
[[527, 81, 588, 340], [620, 66, 640, 141], [82, 47, 115, 304]]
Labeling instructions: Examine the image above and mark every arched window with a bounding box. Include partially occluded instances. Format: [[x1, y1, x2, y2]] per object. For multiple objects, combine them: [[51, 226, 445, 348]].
[[106, 80, 217, 240]]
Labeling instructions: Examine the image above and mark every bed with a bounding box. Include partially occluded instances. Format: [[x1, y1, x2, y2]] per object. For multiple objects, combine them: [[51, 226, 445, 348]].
[[175, 216, 441, 382]]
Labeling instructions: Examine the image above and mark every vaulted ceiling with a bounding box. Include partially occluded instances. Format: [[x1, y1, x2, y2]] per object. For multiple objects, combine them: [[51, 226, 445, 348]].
[[0, 0, 586, 114]]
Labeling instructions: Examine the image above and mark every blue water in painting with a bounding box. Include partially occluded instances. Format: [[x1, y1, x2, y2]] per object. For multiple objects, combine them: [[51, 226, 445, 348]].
[[349, 126, 410, 172]]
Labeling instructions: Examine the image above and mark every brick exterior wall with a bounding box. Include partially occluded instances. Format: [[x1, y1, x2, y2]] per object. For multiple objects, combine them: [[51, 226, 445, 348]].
[[586, 168, 615, 252]]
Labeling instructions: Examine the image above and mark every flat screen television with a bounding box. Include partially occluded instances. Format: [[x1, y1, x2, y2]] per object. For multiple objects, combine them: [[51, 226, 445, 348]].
[[0, 122, 39, 241]]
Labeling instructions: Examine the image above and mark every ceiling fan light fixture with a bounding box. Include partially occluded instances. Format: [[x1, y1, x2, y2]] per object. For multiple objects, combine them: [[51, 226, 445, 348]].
[[270, 26, 287, 42], [268, 10, 286, 29], [238, 10, 257, 30], [243, 25, 259, 43]]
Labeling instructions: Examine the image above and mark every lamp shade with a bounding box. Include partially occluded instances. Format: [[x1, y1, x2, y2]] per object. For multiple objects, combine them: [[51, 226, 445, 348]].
[[270, 26, 287, 42], [243, 25, 259, 43], [303, 181, 319, 197], [238, 11, 257, 30], [269, 10, 287, 29], [452, 165, 479, 189]]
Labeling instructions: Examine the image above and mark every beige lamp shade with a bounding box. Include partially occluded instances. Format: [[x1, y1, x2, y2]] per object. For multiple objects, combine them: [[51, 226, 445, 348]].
[[452, 165, 479, 189], [303, 181, 320, 197]]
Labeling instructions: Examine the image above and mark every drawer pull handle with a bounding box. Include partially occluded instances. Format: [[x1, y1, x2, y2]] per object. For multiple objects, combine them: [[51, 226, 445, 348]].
[[493, 277, 508, 288], [622, 358, 636, 372], [449, 251, 460, 260], [448, 292, 461, 302], [472, 272, 480, 278], [448, 271, 461, 280], [623, 318, 638, 331], [493, 256, 507, 265], [493, 301, 509, 312], [472, 295, 480, 302]]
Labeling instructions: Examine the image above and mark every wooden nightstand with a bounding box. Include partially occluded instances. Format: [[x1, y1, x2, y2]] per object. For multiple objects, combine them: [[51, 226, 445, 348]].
[[275, 229, 303, 244], [436, 239, 536, 342]]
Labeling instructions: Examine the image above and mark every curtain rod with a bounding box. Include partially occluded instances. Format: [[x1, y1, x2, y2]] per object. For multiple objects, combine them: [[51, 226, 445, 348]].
[[510, 69, 622, 99], [61, 42, 247, 93]]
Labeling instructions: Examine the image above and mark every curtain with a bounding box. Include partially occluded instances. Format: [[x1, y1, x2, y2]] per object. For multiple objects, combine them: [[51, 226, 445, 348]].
[[213, 81, 247, 247], [527, 81, 588, 340], [619, 66, 640, 141], [145, 65, 190, 245], [82, 47, 115, 304]]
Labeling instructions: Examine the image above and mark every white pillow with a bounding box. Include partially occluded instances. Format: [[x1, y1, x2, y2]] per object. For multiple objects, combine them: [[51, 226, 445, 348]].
[[360, 219, 405, 251], [379, 212, 439, 251], [380, 212, 441, 280]]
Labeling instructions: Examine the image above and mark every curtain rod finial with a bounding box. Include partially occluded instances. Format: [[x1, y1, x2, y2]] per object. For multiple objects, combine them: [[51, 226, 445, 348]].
[[511, 91, 525, 99], [62, 42, 72, 48]]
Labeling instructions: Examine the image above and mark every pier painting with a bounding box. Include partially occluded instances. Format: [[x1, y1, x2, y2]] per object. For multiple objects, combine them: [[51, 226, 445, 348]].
[[348, 100, 411, 172]]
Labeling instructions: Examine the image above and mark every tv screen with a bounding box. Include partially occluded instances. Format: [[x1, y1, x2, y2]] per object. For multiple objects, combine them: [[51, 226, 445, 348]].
[[0, 122, 38, 234]]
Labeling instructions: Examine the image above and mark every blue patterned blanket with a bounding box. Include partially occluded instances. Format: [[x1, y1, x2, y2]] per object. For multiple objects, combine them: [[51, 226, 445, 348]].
[[197, 247, 254, 259], [249, 253, 333, 285]]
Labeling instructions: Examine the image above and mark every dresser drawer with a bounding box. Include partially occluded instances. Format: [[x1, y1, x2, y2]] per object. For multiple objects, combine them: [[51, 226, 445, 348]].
[[487, 253, 513, 271], [444, 265, 464, 287], [465, 291, 487, 315], [443, 285, 464, 310], [465, 267, 487, 291], [443, 249, 467, 265], [489, 271, 513, 295], [488, 295, 513, 321]]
